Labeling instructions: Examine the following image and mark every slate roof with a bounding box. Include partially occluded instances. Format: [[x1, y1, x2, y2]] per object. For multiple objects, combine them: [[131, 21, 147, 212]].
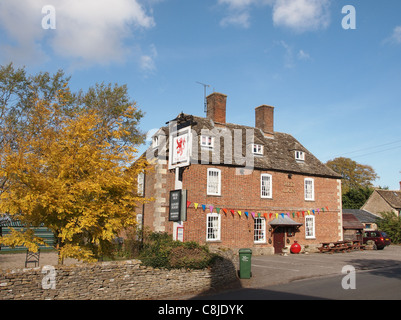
[[342, 213, 364, 230], [375, 190, 401, 210], [151, 113, 341, 179], [342, 209, 380, 224]]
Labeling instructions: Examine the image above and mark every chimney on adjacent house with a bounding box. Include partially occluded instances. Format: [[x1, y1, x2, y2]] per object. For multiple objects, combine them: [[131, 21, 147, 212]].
[[255, 105, 274, 135], [206, 92, 227, 124]]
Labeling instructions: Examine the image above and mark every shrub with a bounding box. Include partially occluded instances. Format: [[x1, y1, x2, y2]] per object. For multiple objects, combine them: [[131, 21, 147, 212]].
[[139, 232, 217, 269], [376, 212, 401, 244]]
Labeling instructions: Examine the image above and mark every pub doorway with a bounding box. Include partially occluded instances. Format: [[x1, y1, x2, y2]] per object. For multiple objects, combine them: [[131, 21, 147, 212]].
[[273, 227, 286, 254]]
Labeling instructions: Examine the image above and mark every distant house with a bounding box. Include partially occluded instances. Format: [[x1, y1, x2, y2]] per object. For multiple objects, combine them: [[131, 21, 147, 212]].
[[343, 209, 380, 231], [361, 186, 401, 217]]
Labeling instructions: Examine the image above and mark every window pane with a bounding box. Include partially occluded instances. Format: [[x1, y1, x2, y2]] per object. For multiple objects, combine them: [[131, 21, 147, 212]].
[[207, 169, 221, 195], [261, 174, 271, 198]]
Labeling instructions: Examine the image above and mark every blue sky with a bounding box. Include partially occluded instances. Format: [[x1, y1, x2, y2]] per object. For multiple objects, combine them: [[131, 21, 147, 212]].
[[1, 0, 401, 190]]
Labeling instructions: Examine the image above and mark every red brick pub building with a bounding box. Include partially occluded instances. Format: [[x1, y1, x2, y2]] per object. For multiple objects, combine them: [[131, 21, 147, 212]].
[[140, 93, 343, 254]]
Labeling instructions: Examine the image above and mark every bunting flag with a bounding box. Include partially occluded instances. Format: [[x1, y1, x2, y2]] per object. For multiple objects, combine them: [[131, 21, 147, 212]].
[[185, 198, 331, 222]]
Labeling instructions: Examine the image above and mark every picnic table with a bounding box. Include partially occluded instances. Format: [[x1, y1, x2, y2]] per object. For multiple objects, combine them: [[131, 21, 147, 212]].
[[318, 240, 365, 254]]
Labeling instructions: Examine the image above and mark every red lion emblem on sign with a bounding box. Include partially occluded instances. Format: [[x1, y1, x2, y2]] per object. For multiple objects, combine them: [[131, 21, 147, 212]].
[[176, 137, 186, 156]]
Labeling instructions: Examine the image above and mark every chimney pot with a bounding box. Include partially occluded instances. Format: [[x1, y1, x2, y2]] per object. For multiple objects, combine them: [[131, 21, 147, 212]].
[[255, 105, 274, 135], [206, 92, 227, 124]]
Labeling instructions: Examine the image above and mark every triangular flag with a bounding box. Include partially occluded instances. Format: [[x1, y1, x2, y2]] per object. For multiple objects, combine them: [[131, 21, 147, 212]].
[[223, 208, 228, 214], [302, 211, 305, 217], [245, 211, 249, 218], [202, 204, 206, 211], [264, 213, 268, 219], [187, 201, 191, 208], [216, 207, 221, 214], [269, 213, 272, 219], [230, 209, 235, 216], [275, 213, 278, 219], [326, 206, 329, 211], [307, 210, 310, 215], [297, 212, 300, 217], [280, 213, 284, 218], [292, 212, 295, 218], [317, 208, 320, 214], [287, 212, 290, 217], [194, 203, 199, 210], [251, 212, 255, 219], [321, 207, 325, 212], [257, 213, 261, 218], [312, 210, 315, 215], [238, 210, 242, 217], [209, 206, 214, 213]]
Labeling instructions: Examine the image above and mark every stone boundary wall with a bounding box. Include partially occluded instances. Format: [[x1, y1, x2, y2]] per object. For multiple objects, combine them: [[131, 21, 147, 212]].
[[0, 256, 238, 300]]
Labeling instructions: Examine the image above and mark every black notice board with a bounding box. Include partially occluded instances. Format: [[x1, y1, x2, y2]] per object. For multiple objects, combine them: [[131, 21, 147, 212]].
[[169, 190, 182, 221]]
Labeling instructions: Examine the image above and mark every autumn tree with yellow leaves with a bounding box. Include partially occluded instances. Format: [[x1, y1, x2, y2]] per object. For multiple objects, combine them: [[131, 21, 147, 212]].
[[0, 64, 149, 262]]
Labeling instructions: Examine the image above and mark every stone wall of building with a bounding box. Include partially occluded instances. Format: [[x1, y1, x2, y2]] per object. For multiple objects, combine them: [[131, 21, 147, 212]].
[[0, 256, 238, 300]]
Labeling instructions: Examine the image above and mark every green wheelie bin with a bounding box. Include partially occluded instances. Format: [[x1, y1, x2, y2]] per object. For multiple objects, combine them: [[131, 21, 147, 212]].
[[238, 248, 252, 279]]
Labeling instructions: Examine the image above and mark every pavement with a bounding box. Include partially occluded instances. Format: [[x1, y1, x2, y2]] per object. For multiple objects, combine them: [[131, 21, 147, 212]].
[[189, 245, 401, 299]]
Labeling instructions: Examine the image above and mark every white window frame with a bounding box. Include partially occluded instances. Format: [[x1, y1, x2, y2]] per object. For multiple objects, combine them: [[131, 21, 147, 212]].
[[254, 218, 266, 243], [206, 213, 221, 241], [304, 178, 315, 201], [295, 150, 305, 161], [252, 144, 263, 155], [261, 174, 272, 199], [200, 135, 214, 149], [207, 168, 221, 196], [305, 215, 315, 239]]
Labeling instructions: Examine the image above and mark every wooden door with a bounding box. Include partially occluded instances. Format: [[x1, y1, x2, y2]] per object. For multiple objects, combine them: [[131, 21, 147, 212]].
[[273, 227, 285, 254]]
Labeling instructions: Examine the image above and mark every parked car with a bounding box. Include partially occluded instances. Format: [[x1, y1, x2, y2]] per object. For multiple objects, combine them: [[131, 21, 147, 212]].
[[363, 231, 391, 250]]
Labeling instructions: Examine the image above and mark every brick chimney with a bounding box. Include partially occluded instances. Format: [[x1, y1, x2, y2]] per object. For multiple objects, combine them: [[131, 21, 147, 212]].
[[255, 105, 274, 135], [206, 92, 227, 124]]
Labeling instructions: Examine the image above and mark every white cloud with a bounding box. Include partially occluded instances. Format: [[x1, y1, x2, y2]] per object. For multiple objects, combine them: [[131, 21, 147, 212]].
[[140, 44, 158, 74], [0, 0, 156, 67], [272, 0, 331, 32], [217, 0, 273, 28], [387, 26, 401, 44], [220, 12, 251, 28], [217, 0, 331, 31], [297, 49, 310, 60]]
